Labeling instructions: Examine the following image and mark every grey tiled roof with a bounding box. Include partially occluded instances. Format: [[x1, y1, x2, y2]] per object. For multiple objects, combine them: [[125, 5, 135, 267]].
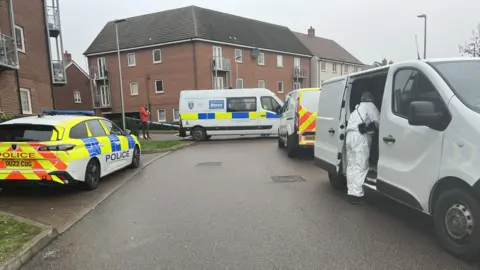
[[293, 32, 363, 65], [84, 6, 312, 56]]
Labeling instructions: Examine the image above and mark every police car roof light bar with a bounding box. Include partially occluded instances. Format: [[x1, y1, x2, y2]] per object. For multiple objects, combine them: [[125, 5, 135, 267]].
[[43, 110, 95, 116]]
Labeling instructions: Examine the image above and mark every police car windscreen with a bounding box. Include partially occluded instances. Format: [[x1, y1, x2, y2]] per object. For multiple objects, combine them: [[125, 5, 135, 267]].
[[301, 91, 321, 112], [0, 124, 55, 142]]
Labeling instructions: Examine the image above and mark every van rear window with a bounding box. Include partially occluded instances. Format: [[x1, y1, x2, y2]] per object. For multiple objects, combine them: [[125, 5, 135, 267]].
[[301, 91, 321, 112], [0, 124, 55, 142]]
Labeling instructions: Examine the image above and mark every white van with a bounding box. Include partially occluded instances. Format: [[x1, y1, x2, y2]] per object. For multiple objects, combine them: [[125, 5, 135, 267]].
[[314, 58, 480, 259], [178, 88, 283, 140], [278, 88, 321, 157]]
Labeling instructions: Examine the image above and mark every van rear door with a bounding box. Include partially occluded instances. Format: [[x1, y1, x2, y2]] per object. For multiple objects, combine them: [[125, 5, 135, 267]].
[[314, 78, 348, 172], [298, 90, 321, 144]]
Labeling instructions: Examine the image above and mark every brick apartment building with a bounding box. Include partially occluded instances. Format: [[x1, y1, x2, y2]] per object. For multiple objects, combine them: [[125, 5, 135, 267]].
[[0, 0, 66, 115], [53, 51, 93, 110], [84, 6, 312, 122]]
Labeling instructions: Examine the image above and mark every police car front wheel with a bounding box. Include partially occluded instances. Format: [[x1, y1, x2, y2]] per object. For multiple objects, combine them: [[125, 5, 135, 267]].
[[79, 159, 101, 191]]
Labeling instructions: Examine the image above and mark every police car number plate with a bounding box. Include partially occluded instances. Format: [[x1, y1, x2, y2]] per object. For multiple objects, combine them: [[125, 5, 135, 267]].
[[304, 135, 315, 141], [5, 160, 33, 168]]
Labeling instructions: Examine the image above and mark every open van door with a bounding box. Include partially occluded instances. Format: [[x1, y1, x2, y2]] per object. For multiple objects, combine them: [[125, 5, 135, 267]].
[[314, 77, 348, 173]]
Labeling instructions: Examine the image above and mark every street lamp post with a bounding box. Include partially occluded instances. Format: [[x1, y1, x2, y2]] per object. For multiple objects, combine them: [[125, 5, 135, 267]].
[[114, 18, 128, 131], [417, 14, 427, 59]]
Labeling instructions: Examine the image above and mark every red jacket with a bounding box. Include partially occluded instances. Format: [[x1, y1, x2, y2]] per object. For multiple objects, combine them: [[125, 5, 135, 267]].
[[140, 107, 149, 122]]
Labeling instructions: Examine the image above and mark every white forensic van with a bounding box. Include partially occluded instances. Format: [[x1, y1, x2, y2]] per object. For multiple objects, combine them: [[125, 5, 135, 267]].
[[178, 88, 283, 140], [314, 58, 480, 259]]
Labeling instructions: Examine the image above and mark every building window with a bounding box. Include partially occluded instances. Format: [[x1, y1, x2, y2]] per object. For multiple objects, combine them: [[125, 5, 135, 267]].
[[321, 62, 326, 71], [257, 52, 265, 65], [14, 25, 25, 53], [277, 81, 283, 93], [97, 57, 107, 78], [155, 80, 164, 93], [20, 88, 32, 114], [294, 57, 300, 67], [354, 66, 358, 72], [130, 82, 139, 96], [235, 49, 243, 63], [173, 108, 180, 121], [277, 55, 283, 67], [332, 63, 337, 72], [236, 78, 244, 89], [227, 97, 256, 112], [157, 109, 166, 122], [258, 80, 266, 88], [127, 53, 136, 67], [153, 49, 162, 63], [293, 82, 301, 89], [74, 91, 81, 103], [344, 64, 349, 73]]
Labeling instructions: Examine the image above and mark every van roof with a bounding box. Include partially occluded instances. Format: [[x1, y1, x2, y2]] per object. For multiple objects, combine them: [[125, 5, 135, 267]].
[[180, 88, 275, 97]]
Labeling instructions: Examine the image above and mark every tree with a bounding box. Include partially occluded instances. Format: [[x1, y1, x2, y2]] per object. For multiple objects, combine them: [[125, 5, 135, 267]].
[[459, 23, 480, 57]]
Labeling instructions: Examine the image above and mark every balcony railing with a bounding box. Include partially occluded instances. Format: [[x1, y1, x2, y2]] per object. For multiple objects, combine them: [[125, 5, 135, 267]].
[[0, 33, 18, 70], [212, 57, 231, 71], [93, 85, 112, 108], [52, 60, 66, 84], [46, 6, 61, 37], [293, 66, 308, 79]]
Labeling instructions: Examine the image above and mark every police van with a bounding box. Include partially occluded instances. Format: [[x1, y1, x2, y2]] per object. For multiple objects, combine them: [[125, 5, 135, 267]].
[[314, 58, 480, 259], [0, 110, 141, 191], [178, 88, 283, 141]]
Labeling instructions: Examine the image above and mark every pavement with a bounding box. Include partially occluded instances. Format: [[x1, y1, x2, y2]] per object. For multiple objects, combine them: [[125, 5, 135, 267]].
[[20, 137, 479, 269]]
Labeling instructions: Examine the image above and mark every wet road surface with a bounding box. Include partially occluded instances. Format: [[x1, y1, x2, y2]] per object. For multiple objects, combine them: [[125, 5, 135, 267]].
[[23, 138, 478, 269]]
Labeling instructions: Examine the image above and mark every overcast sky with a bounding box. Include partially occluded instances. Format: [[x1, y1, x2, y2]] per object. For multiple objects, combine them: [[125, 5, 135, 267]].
[[62, 0, 480, 70]]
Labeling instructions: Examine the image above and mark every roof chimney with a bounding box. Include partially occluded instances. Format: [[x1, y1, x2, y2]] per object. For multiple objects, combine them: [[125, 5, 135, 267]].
[[307, 26, 315, 37], [381, 58, 388, 66], [64, 50, 72, 65]]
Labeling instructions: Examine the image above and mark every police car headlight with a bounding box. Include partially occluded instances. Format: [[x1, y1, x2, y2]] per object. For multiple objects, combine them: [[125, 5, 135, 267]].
[[38, 144, 76, 151]]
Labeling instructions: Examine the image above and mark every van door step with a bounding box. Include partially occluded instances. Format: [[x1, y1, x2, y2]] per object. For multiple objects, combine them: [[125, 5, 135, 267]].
[[365, 169, 377, 186], [367, 169, 377, 179]]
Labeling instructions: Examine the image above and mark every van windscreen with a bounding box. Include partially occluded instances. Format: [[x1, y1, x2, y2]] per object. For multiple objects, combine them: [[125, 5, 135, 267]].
[[301, 91, 321, 112]]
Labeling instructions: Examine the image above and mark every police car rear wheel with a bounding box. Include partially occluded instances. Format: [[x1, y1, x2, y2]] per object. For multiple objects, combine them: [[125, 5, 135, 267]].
[[80, 159, 101, 191], [129, 146, 141, 169]]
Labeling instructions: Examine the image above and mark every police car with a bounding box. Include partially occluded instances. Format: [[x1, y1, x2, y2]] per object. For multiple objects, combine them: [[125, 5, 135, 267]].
[[0, 110, 141, 191]]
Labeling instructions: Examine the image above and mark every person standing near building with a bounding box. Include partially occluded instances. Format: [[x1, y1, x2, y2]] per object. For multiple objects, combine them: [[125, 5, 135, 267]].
[[140, 105, 150, 140]]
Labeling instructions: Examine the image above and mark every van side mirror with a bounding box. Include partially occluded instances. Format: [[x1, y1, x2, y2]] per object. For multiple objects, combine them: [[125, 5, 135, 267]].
[[408, 101, 441, 127], [275, 105, 282, 114]]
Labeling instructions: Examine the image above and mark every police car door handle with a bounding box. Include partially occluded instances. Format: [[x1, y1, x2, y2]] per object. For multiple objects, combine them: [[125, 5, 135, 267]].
[[328, 128, 335, 134], [383, 135, 395, 143]]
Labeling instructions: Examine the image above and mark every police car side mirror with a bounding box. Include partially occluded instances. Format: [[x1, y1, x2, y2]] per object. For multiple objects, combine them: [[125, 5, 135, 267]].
[[123, 129, 132, 136]]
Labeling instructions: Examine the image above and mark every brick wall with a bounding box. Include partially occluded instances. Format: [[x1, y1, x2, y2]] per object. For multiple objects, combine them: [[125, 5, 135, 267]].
[[53, 62, 93, 110]]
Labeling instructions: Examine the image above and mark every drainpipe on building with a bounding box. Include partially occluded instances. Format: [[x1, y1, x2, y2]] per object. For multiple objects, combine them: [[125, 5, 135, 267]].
[[145, 75, 151, 122], [191, 39, 198, 89], [41, 0, 56, 110]]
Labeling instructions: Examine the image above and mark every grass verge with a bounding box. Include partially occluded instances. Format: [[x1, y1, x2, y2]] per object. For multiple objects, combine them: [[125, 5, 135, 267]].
[[140, 140, 185, 151], [0, 214, 42, 262]]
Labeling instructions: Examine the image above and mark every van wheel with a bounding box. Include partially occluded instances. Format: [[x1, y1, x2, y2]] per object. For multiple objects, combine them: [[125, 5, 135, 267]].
[[129, 146, 141, 169], [278, 135, 285, 148], [191, 127, 207, 141], [79, 159, 101, 191], [286, 134, 298, 158], [328, 171, 347, 191], [433, 188, 480, 260]]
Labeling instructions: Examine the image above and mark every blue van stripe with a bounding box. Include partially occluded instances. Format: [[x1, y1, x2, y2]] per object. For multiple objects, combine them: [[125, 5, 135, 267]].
[[127, 136, 136, 149], [108, 136, 121, 152], [232, 112, 249, 119], [266, 112, 281, 119], [82, 138, 101, 157]]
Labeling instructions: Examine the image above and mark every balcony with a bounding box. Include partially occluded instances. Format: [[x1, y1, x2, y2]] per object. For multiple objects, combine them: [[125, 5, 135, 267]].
[[93, 85, 112, 108], [46, 6, 61, 37], [52, 60, 66, 84], [212, 57, 231, 72], [293, 66, 308, 79], [90, 66, 108, 81], [0, 33, 18, 70]]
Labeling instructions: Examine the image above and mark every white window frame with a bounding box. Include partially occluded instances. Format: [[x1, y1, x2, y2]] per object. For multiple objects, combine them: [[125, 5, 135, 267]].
[[344, 64, 349, 73], [155, 80, 164, 93], [294, 57, 300, 67], [236, 78, 244, 89], [130, 81, 139, 96], [153, 49, 162, 63], [258, 79, 266, 88], [354, 66, 358, 72], [321, 61, 326, 71], [234, 49, 243, 63], [73, 91, 82, 103], [276, 55, 283, 68], [157, 109, 166, 122], [257, 52, 265, 66], [20, 88, 32, 114], [332, 63, 337, 73], [97, 57, 106, 78], [173, 108, 180, 121], [127, 53, 136, 67], [277, 81, 284, 93], [293, 82, 301, 90], [15, 25, 25, 53]]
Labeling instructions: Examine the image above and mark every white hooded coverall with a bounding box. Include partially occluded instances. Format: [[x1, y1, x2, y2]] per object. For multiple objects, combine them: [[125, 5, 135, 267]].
[[345, 101, 380, 197]]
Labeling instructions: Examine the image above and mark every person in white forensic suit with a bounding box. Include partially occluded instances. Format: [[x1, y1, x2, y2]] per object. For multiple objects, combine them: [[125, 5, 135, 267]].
[[345, 92, 380, 204]]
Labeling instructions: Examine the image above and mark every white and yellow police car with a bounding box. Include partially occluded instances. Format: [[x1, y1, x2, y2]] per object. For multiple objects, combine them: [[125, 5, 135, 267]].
[[0, 110, 141, 191]]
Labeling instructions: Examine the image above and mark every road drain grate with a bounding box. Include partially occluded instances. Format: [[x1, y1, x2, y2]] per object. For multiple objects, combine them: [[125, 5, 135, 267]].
[[271, 175, 305, 183], [196, 162, 222, 167]]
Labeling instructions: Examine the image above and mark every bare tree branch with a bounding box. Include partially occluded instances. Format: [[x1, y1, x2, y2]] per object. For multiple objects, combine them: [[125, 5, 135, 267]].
[[459, 23, 480, 57]]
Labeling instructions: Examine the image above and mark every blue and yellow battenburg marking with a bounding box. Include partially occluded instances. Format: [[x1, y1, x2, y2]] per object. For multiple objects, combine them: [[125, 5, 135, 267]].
[[180, 111, 280, 120], [81, 135, 137, 157]]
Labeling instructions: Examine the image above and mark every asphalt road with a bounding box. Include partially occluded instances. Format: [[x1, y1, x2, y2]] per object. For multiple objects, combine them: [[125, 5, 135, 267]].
[[23, 137, 478, 270]]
